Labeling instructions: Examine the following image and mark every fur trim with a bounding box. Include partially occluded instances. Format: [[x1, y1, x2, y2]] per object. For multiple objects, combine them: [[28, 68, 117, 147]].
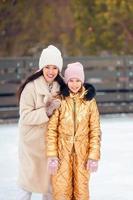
[[83, 83, 96, 100], [60, 82, 96, 101]]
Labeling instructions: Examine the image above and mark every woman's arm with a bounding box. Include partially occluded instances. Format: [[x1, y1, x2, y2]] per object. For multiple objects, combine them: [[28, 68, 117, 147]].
[[19, 83, 49, 125]]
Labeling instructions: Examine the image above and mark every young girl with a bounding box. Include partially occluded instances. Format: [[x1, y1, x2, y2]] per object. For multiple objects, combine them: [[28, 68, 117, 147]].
[[17, 45, 65, 200], [46, 62, 101, 200]]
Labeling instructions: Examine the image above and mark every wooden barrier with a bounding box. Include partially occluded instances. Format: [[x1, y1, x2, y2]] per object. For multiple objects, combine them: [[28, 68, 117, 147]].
[[0, 56, 133, 119]]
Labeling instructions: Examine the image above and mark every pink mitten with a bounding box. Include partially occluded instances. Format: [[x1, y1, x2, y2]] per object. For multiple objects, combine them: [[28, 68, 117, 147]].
[[46, 99, 61, 117], [51, 99, 61, 109], [48, 157, 59, 175], [86, 159, 98, 172]]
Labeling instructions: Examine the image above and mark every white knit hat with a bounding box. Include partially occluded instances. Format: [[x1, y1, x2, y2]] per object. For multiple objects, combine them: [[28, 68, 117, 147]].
[[39, 45, 63, 72]]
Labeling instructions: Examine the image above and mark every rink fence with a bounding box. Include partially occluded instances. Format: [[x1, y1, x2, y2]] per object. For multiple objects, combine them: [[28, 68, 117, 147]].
[[0, 56, 133, 119]]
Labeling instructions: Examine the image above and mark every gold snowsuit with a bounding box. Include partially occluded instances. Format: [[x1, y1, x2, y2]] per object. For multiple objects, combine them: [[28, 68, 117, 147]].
[[47, 89, 101, 200]]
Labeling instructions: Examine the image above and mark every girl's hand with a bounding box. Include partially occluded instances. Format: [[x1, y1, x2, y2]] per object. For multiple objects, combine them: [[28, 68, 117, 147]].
[[48, 157, 59, 175], [87, 159, 98, 172]]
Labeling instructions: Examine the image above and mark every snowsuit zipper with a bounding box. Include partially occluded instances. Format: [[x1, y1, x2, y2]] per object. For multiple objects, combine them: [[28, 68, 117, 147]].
[[72, 98, 76, 153]]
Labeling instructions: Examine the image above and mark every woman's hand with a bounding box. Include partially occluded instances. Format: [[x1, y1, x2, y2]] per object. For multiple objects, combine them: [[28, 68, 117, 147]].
[[46, 99, 61, 117], [48, 157, 59, 175], [51, 99, 61, 109], [86, 159, 98, 172]]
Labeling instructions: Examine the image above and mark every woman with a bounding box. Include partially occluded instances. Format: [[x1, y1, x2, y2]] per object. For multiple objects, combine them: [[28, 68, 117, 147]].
[[47, 62, 101, 200], [16, 45, 65, 200]]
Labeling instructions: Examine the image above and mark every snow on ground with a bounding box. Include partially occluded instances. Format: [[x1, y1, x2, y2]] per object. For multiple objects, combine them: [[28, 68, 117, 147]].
[[0, 114, 133, 200]]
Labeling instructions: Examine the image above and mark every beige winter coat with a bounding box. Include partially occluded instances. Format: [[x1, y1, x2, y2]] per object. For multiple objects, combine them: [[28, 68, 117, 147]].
[[18, 75, 60, 193]]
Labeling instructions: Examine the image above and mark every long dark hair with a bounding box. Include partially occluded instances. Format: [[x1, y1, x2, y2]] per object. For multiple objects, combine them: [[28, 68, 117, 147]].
[[17, 69, 66, 103]]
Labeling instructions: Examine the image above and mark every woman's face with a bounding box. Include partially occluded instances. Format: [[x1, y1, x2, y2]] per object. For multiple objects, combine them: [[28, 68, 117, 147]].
[[68, 78, 82, 93], [43, 65, 59, 83]]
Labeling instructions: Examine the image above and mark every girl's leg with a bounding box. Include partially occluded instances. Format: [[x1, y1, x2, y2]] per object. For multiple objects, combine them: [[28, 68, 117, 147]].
[[16, 187, 32, 200], [73, 154, 90, 200], [52, 154, 73, 200]]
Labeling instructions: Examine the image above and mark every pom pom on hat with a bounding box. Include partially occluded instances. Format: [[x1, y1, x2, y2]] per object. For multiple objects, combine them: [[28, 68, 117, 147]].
[[39, 45, 63, 72], [64, 62, 85, 83]]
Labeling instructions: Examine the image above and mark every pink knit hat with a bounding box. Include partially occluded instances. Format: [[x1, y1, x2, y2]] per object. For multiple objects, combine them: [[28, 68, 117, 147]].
[[64, 62, 85, 83]]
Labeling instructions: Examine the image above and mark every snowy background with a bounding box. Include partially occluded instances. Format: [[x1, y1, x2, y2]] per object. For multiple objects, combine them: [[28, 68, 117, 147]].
[[0, 114, 133, 200]]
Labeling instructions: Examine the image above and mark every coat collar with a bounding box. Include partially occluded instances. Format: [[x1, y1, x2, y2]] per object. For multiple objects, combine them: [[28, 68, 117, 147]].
[[69, 86, 86, 99], [34, 75, 60, 96], [69, 83, 96, 101], [60, 82, 96, 101]]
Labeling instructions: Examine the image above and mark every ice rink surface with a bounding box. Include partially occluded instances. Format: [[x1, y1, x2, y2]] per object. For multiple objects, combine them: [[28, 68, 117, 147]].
[[0, 114, 133, 200]]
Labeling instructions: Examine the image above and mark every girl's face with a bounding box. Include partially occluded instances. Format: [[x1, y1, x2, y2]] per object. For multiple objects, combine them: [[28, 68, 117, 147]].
[[68, 78, 82, 93], [43, 65, 59, 83]]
